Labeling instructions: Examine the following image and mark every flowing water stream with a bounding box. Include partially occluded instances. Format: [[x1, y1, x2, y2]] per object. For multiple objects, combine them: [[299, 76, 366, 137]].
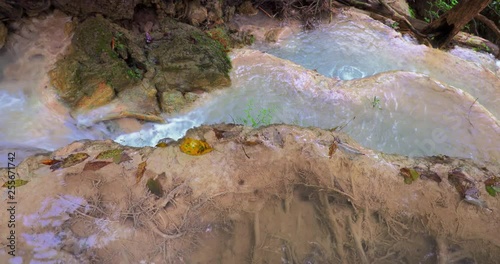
[[1, 12, 499, 163]]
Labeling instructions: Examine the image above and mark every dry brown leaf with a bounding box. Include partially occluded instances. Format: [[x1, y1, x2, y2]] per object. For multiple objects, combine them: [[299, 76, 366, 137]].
[[329, 142, 337, 158], [136, 161, 147, 184], [83, 161, 112, 171]]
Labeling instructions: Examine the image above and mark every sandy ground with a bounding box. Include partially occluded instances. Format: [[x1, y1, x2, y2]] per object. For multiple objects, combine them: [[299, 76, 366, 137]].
[[1, 124, 499, 263]]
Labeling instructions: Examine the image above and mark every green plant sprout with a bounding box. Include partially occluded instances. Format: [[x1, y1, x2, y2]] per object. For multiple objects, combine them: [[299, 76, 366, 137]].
[[127, 66, 143, 79], [425, 0, 458, 22], [237, 99, 276, 128], [370, 96, 383, 110]]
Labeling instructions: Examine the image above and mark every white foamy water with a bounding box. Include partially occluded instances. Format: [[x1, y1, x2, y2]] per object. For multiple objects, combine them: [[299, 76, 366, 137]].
[[0, 13, 107, 162]]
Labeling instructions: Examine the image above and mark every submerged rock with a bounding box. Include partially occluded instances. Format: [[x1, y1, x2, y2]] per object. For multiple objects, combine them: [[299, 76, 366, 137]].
[[1, 124, 499, 263]]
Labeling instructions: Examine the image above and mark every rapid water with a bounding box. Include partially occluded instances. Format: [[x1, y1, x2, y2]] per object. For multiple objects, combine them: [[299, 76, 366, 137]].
[[0, 13, 110, 161], [117, 49, 500, 162], [256, 15, 500, 118]]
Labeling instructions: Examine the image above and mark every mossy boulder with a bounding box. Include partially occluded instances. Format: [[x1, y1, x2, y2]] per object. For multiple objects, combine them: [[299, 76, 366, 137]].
[[49, 16, 141, 111], [50, 15, 231, 120], [150, 17, 231, 94]]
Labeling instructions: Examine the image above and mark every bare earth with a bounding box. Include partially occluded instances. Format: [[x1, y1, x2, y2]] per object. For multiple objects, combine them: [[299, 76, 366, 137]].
[[1, 124, 499, 263]]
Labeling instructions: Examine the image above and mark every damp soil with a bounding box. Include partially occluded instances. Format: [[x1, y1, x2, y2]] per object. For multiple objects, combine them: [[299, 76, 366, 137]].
[[2, 124, 499, 263]]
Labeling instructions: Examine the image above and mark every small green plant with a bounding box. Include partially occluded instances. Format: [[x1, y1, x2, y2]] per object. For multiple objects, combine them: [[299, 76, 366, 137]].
[[237, 100, 275, 128], [390, 22, 400, 29], [408, 7, 416, 18], [127, 66, 143, 80], [370, 96, 382, 110]]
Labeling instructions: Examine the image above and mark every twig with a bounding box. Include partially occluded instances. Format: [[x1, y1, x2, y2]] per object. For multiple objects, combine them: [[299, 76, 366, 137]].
[[258, 6, 274, 18], [242, 146, 250, 159], [467, 97, 478, 128], [153, 182, 189, 209], [146, 219, 185, 239]]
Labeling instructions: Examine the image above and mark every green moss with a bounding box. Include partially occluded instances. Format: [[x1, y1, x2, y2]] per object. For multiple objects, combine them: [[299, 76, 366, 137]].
[[73, 17, 115, 58], [191, 31, 231, 75]]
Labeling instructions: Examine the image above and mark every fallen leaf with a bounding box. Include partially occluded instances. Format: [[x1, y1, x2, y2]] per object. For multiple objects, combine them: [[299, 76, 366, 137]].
[[179, 138, 213, 156], [50, 161, 63, 171], [58, 153, 89, 169], [156, 142, 168, 148], [146, 178, 163, 197], [414, 168, 442, 183], [2, 179, 29, 188], [448, 168, 478, 199], [41, 159, 61, 165], [96, 149, 123, 160], [242, 140, 262, 146], [213, 128, 226, 140], [400, 168, 420, 184], [136, 161, 147, 184], [484, 176, 500, 197], [118, 153, 132, 164], [329, 142, 337, 158], [83, 161, 112, 171]]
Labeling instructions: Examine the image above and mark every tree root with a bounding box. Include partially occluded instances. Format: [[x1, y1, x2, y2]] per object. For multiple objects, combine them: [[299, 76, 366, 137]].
[[318, 192, 347, 263], [348, 215, 369, 264]]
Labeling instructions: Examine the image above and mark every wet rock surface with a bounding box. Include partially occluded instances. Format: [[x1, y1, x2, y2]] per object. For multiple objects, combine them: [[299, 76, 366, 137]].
[[49, 15, 231, 120]]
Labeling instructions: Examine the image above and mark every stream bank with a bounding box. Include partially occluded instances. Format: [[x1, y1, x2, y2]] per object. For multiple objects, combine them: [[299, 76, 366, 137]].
[[1, 124, 499, 263]]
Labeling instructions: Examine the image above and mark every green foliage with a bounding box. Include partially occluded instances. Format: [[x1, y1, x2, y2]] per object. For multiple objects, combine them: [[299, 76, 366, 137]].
[[237, 99, 275, 128], [408, 7, 416, 18], [425, 0, 458, 22], [127, 66, 143, 80], [390, 22, 400, 29], [370, 96, 382, 110]]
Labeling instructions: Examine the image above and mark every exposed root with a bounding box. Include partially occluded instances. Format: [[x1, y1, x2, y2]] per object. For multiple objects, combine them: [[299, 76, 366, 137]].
[[146, 219, 185, 239], [348, 215, 369, 264], [318, 192, 347, 263], [251, 211, 261, 263]]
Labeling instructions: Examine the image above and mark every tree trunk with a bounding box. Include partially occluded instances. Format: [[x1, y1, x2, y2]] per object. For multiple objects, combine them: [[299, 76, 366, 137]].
[[422, 0, 492, 48]]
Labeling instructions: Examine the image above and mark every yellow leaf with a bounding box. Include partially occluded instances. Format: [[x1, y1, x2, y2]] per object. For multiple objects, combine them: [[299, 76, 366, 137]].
[[179, 138, 213, 156], [61, 153, 90, 168], [2, 179, 29, 188], [156, 142, 168, 148], [96, 149, 123, 160]]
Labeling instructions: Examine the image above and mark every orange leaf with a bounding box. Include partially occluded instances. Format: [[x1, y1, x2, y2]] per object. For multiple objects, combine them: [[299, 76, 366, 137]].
[[136, 161, 147, 184], [329, 143, 337, 158], [41, 159, 61, 165]]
